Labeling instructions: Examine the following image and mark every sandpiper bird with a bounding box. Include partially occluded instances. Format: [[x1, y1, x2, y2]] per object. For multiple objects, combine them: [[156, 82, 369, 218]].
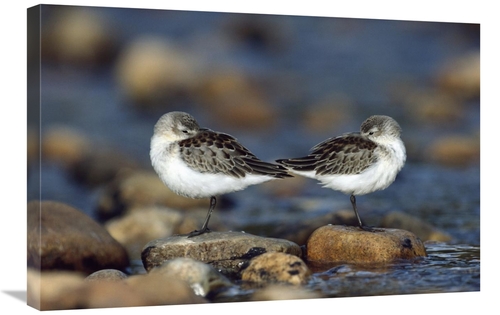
[[277, 115, 406, 229], [150, 111, 292, 237]]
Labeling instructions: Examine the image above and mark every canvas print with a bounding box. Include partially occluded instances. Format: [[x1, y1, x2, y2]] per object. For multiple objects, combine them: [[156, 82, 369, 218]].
[[27, 4, 480, 310]]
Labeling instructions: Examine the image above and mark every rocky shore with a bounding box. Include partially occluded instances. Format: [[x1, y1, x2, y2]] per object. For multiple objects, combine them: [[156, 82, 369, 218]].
[[27, 198, 437, 310]]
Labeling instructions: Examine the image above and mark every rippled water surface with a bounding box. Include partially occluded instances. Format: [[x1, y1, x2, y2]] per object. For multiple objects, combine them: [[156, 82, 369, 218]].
[[202, 242, 480, 302], [308, 243, 480, 296]]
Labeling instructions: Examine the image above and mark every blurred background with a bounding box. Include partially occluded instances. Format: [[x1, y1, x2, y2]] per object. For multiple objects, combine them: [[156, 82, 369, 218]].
[[27, 5, 480, 246]]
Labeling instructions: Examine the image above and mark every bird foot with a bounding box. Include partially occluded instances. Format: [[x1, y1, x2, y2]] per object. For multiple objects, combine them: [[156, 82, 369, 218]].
[[186, 227, 211, 238], [358, 225, 377, 232]]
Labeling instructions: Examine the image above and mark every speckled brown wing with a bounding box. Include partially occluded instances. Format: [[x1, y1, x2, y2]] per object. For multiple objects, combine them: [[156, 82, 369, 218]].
[[179, 129, 292, 178], [278, 132, 378, 175]]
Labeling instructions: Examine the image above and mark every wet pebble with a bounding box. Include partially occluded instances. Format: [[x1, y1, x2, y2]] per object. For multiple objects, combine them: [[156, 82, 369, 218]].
[[141, 231, 302, 278], [435, 50, 480, 101], [70, 148, 140, 187], [149, 257, 233, 297], [380, 211, 452, 242], [124, 272, 207, 306], [41, 7, 117, 67], [40, 126, 140, 187], [41, 125, 91, 169], [97, 170, 209, 220], [225, 14, 290, 53], [27, 128, 39, 174], [301, 93, 354, 134], [115, 35, 202, 109], [251, 284, 322, 301], [196, 70, 277, 129], [426, 134, 480, 167], [27, 269, 86, 310], [241, 252, 311, 285], [105, 206, 184, 260], [28, 268, 205, 310], [306, 225, 427, 264], [85, 269, 128, 282], [260, 175, 309, 198], [27, 201, 129, 274], [405, 89, 465, 124]]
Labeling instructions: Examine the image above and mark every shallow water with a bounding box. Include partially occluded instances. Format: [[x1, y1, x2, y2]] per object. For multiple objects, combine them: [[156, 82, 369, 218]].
[[307, 242, 480, 297], [28, 5, 480, 300], [203, 242, 480, 302]]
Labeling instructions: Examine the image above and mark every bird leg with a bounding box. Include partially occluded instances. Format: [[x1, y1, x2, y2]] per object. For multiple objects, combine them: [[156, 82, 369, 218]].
[[349, 194, 376, 232], [187, 196, 216, 238], [350, 194, 363, 227]]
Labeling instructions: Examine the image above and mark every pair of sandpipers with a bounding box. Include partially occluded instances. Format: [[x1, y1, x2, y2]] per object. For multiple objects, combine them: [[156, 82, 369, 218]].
[[150, 111, 406, 237]]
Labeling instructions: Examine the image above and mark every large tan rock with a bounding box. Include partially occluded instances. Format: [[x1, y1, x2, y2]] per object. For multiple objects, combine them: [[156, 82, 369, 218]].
[[306, 225, 427, 264]]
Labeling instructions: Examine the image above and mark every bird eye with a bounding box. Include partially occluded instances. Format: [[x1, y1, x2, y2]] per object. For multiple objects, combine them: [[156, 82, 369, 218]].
[[182, 130, 189, 134]]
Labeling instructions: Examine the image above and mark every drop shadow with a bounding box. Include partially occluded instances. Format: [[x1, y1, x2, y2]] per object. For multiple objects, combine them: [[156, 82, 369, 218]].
[[2, 291, 27, 303]]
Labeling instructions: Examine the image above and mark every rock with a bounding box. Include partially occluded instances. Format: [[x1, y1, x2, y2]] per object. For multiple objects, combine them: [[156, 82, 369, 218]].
[[251, 284, 322, 301], [40, 126, 140, 187], [41, 125, 91, 168], [73, 273, 205, 308], [265, 209, 359, 246], [115, 35, 201, 109], [405, 89, 465, 124], [27, 201, 129, 274], [27, 128, 40, 170], [28, 268, 206, 310], [27, 129, 40, 193], [241, 252, 311, 285], [426, 134, 480, 167], [301, 93, 354, 134], [96, 170, 209, 220], [141, 231, 302, 278], [105, 206, 184, 259], [306, 225, 427, 264], [27, 269, 85, 310], [196, 70, 276, 130], [173, 208, 229, 236], [260, 175, 309, 198], [41, 7, 117, 67], [85, 269, 128, 282], [125, 273, 207, 306], [69, 148, 140, 187], [149, 258, 233, 297], [436, 51, 480, 101], [225, 14, 290, 53], [68, 279, 146, 309], [380, 211, 452, 242]]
